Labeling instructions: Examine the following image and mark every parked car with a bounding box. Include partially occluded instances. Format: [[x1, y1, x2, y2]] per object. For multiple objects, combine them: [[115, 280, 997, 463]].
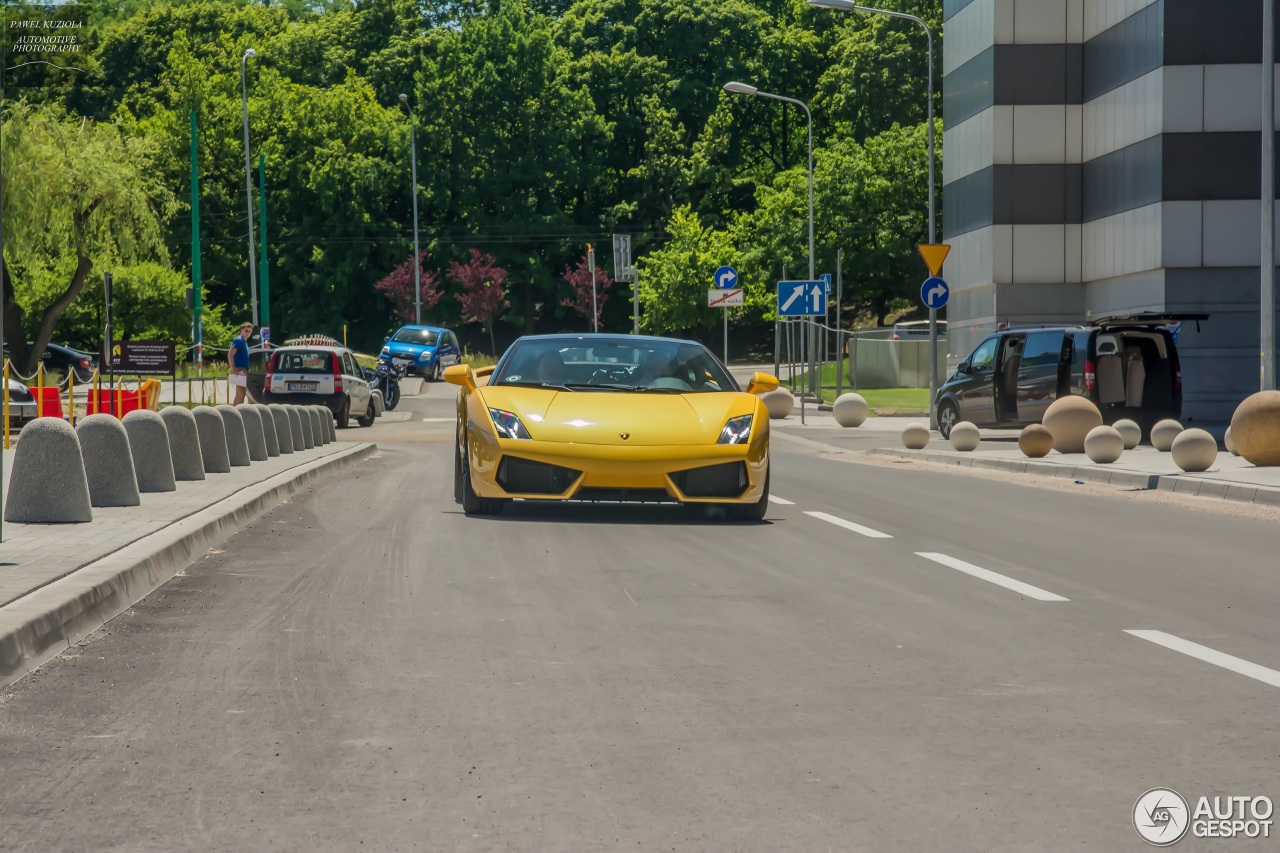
[[5, 379, 37, 426], [933, 313, 1208, 439], [258, 344, 375, 429], [3, 342, 98, 383], [380, 325, 461, 380], [892, 320, 947, 340]]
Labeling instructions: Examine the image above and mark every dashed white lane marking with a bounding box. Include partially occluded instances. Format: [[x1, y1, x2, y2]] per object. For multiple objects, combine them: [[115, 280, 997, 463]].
[[915, 552, 1069, 602], [1125, 630, 1280, 689], [805, 511, 892, 539], [767, 495, 795, 505]]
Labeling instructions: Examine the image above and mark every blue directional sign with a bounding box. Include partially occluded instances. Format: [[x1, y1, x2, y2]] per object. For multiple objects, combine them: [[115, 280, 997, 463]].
[[921, 276, 949, 310], [714, 265, 739, 290], [778, 280, 827, 317]]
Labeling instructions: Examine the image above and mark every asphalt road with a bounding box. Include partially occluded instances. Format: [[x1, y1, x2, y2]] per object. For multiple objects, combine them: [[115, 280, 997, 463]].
[[1, 386, 1277, 851]]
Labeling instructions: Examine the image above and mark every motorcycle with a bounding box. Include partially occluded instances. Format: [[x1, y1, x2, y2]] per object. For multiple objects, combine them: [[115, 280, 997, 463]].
[[369, 356, 409, 411]]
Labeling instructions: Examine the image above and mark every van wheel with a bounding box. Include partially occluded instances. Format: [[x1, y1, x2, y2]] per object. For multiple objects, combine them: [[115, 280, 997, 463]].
[[336, 398, 350, 429], [937, 400, 959, 439]]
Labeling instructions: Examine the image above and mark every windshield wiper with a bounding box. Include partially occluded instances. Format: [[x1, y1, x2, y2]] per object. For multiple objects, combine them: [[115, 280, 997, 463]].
[[560, 382, 633, 391], [496, 380, 575, 391]]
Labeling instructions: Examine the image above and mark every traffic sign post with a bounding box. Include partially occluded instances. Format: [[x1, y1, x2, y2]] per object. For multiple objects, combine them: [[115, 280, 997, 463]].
[[917, 244, 951, 430], [710, 282, 743, 364], [714, 265, 738, 289]]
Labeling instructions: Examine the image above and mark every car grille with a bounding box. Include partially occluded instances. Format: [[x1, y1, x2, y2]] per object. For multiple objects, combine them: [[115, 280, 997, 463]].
[[670, 462, 749, 498], [570, 488, 674, 503], [496, 457, 580, 495]]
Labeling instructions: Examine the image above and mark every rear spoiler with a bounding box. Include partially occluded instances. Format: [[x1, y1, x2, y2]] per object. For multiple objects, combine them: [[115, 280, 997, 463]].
[[1091, 312, 1209, 332]]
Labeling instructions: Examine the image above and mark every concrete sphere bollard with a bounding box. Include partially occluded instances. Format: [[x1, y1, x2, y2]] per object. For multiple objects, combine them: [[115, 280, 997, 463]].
[[1042, 395, 1103, 454], [269, 405, 295, 454], [294, 405, 316, 449], [1112, 418, 1142, 450], [1150, 418, 1184, 452], [949, 421, 980, 451], [254, 404, 280, 457], [122, 410, 176, 493], [1084, 425, 1124, 464], [1230, 390, 1280, 466], [832, 393, 869, 428], [192, 406, 231, 473], [285, 406, 307, 451], [77, 414, 141, 507], [308, 407, 327, 445], [1225, 426, 1238, 456], [238, 404, 269, 461], [760, 387, 794, 419], [159, 406, 206, 481], [1018, 424, 1053, 458], [1171, 428, 1218, 472], [4, 418, 93, 523], [371, 389, 385, 417], [215, 405, 252, 467], [901, 422, 930, 450]]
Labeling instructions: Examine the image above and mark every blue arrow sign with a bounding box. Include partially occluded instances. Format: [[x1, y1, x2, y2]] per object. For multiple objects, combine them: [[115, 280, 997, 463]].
[[921, 276, 948, 310], [820, 273, 832, 295], [778, 281, 826, 317], [714, 265, 739, 290]]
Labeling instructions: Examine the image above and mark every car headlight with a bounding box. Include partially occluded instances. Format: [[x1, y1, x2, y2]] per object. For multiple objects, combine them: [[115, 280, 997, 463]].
[[419, 351, 431, 361], [717, 414, 753, 445], [488, 408, 532, 440], [380, 346, 390, 355]]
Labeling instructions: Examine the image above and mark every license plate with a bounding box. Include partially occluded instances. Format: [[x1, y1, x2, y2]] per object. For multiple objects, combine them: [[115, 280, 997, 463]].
[[286, 381, 318, 392]]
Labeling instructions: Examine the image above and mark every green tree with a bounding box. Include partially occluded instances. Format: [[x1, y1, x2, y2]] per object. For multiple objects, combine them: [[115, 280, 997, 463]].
[[635, 206, 736, 336]]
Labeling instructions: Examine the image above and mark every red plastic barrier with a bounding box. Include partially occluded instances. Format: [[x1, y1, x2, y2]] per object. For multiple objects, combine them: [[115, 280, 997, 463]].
[[36, 386, 64, 419], [86, 389, 145, 416]]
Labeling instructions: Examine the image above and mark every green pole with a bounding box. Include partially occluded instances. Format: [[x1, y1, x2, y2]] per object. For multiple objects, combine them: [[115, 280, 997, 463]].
[[190, 111, 202, 370], [258, 153, 269, 333]]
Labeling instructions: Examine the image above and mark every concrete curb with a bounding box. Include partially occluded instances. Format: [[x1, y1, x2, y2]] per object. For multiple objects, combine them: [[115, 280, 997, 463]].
[[866, 447, 1280, 507], [0, 443, 376, 689]]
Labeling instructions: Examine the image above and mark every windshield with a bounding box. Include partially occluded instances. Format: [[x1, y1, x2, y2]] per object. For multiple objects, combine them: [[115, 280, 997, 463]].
[[272, 350, 332, 374], [391, 328, 440, 346], [493, 338, 737, 393]]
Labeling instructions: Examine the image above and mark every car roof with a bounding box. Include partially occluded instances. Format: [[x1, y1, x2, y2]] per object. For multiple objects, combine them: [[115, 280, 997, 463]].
[[509, 333, 705, 347], [270, 344, 350, 354], [394, 324, 449, 333]]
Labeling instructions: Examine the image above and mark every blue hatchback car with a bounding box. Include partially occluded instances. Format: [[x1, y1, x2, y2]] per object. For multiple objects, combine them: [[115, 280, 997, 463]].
[[381, 325, 461, 380]]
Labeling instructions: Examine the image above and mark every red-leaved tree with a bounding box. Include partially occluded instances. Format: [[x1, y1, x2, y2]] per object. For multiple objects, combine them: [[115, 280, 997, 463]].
[[449, 248, 509, 354], [560, 252, 612, 330], [375, 251, 442, 322]]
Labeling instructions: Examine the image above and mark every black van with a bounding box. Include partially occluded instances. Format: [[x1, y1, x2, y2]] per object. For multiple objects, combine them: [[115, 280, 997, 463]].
[[934, 313, 1208, 439]]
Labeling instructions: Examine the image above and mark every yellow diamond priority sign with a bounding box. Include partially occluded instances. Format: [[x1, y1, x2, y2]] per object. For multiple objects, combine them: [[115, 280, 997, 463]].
[[918, 243, 950, 277]]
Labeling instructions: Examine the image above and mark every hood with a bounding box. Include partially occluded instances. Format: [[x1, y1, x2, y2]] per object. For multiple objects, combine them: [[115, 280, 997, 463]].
[[480, 386, 756, 446], [385, 341, 435, 355]]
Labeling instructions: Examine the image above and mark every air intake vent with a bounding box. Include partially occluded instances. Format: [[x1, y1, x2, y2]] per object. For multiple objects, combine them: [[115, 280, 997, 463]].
[[496, 457, 579, 495], [671, 462, 748, 498]]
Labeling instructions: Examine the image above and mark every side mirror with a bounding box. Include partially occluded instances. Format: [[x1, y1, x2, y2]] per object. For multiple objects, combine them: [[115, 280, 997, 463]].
[[384, 336, 390, 343], [957, 361, 970, 374], [745, 371, 780, 395], [443, 363, 476, 393]]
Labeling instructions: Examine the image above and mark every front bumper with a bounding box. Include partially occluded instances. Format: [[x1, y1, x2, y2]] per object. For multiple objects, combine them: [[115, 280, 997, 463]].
[[465, 430, 768, 504]]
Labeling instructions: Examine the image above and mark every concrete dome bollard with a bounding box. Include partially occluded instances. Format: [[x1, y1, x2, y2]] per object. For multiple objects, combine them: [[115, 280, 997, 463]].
[[1224, 426, 1238, 456], [901, 422, 929, 450], [832, 393, 869, 428], [192, 406, 231, 473], [294, 405, 316, 449], [949, 421, 980, 451], [1230, 390, 1280, 466], [77, 414, 141, 507], [309, 407, 328, 445], [1112, 418, 1142, 450], [254, 404, 280, 457], [159, 406, 206, 481], [215, 405, 252, 467], [238, 404, 269, 461], [121, 410, 176, 493], [285, 406, 307, 451], [1084, 425, 1124, 464], [760, 387, 794, 419], [1172, 428, 1218, 472], [1018, 424, 1053, 458], [269, 405, 295, 454], [325, 409, 336, 442], [1042, 395, 1103, 454], [1150, 419, 1184, 452], [4, 418, 93, 523], [371, 389, 385, 417]]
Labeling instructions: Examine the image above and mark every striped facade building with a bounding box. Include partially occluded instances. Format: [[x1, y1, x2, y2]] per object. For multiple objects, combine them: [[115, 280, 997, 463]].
[[942, 0, 1280, 422]]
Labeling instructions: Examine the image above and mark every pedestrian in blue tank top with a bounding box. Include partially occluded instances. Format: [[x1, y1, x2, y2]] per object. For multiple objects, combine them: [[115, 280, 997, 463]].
[[231, 322, 252, 405]]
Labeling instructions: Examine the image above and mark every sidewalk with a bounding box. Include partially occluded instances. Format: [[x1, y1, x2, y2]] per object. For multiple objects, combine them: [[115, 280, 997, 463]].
[[0, 440, 376, 687]]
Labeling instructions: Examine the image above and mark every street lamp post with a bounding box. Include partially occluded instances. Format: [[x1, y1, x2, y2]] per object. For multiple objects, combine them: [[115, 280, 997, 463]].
[[241, 48, 259, 330], [723, 82, 815, 395], [399, 94, 422, 326], [807, 0, 937, 423]]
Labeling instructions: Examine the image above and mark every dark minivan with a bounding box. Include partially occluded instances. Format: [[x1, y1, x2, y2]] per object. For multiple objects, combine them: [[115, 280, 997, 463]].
[[934, 314, 1208, 439]]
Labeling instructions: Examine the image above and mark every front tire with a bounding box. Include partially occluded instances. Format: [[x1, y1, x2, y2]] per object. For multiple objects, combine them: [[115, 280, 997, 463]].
[[384, 381, 399, 410], [460, 444, 505, 516], [357, 400, 375, 428], [937, 399, 959, 439], [725, 467, 769, 521], [431, 361, 443, 382]]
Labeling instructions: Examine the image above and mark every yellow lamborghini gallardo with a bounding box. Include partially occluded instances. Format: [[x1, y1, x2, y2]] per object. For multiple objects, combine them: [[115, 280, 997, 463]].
[[445, 334, 779, 519]]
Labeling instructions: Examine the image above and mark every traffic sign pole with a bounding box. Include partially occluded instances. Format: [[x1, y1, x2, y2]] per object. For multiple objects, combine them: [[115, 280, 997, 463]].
[[918, 244, 951, 430]]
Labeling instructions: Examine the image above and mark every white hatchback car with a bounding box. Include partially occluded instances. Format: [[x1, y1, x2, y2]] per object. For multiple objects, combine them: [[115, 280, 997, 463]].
[[260, 345, 374, 428]]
